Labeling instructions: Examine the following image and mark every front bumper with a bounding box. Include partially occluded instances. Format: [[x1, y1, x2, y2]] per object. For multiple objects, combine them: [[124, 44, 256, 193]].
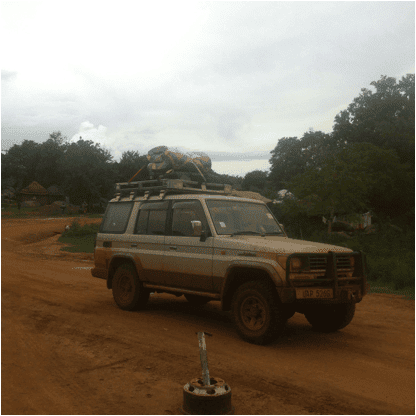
[[277, 285, 365, 304], [277, 251, 367, 304]]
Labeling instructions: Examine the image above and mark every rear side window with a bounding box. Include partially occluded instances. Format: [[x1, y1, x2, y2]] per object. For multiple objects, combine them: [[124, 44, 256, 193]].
[[134, 201, 168, 235], [100, 202, 133, 233]]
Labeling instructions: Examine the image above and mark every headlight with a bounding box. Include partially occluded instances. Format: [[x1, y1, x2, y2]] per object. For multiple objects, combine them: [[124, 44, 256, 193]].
[[290, 256, 308, 272], [291, 257, 302, 271]]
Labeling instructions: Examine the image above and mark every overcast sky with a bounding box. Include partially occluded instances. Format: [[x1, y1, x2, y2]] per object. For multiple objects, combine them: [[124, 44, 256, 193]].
[[1, 1, 414, 176]]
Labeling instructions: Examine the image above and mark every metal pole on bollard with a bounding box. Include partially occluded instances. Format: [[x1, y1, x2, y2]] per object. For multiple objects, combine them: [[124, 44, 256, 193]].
[[181, 332, 234, 415], [197, 331, 212, 386]]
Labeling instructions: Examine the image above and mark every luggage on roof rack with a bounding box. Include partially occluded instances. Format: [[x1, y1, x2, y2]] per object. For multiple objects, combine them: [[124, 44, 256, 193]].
[[113, 179, 232, 200]]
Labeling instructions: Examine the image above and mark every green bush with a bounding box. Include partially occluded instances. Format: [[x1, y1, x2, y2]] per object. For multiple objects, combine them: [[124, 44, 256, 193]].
[[58, 221, 100, 253], [59, 234, 97, 253], [290, 220, 414, 294], [62, 220, 100, 237], [367, 256, 395, 283]]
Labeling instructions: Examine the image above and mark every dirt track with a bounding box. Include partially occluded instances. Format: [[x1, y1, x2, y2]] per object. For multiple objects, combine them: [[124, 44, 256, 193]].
[[2, 217, 415, 415]]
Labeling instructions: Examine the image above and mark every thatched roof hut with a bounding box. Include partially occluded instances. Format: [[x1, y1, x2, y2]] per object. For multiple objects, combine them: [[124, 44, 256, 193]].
[[19, 181, 49, 205], [20, 181, 48, 195]]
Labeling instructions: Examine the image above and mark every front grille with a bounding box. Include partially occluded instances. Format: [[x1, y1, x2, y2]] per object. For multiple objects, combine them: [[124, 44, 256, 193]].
[[309, 254, 352, 271], [288, 252, 365, 290], [309, 256, 327, 270], [336, 254, 351, 269]]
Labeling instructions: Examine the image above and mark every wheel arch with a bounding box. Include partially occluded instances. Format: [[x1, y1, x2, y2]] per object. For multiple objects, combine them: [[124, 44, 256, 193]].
[[107, 255, 139, 289], [221, 265, 280, 311]]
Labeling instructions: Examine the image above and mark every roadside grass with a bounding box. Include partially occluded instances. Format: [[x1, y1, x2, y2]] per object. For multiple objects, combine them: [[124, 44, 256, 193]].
[[306, 228, 415, 299], [1, 205, 40, 217], [58, 220, 100, 253], [367, 281, 415, 300], [59, 234, 97, 253]]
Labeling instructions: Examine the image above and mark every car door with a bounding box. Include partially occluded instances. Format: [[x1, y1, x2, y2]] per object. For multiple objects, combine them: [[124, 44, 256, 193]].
[[163, 199, 214, 292], [127, 200, 168, 284]]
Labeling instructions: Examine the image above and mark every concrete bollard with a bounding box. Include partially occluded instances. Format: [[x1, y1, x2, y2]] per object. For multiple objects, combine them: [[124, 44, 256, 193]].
[[181, 332, 234, 415]]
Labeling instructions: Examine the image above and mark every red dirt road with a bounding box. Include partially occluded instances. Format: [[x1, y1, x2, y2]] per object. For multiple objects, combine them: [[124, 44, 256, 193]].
[[2, 218, 415, 414]]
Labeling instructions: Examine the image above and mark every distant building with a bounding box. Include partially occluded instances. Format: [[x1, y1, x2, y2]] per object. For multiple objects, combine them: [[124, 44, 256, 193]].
[[19, 181, 49, 205]]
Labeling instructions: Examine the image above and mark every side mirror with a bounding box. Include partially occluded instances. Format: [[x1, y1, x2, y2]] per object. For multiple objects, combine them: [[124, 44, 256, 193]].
[[191, 220, 202, 236], [191, 220, 208, 242]]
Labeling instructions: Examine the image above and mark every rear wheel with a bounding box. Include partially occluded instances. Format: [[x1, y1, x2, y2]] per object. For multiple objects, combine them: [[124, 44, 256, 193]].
[[304, 303, 356, 332], [184, 294, 211, 306], [231, 281, 285, 345], [112, 263, 149, 311]]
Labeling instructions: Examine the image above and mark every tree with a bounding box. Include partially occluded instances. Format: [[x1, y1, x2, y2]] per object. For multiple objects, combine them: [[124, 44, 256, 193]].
[[242, 170, 268, 191], [35, 136, 67, 188], [116, 150, 148, 182], [269, 131, 337, 190], [1, 140, 41, 190], [59, 139, 115, 207], [269, 137, 303, 189], [48, 131, 68, 147], [1, 132, 68, 191], [208, 171, 243, 188], [332, 74, 415, 165], [285, 143, 408, 232]]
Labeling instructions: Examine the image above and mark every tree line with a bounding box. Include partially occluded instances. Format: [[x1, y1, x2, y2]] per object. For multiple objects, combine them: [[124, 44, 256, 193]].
[[2, 74, 414, 228], [1, 133, 243, 208], [242, 74, 414, 230]]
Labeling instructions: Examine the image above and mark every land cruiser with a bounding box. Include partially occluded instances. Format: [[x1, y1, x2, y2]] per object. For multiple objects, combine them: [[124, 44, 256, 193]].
[[92, 179, 367, 345]]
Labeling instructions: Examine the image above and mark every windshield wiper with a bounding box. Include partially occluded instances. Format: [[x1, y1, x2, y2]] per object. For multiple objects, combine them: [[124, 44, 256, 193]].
[[230, 231, 264, 237], [264, 231, 285, 235]]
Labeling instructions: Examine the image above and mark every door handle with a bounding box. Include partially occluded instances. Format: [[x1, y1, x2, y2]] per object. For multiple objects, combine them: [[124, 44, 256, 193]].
[[169, 246, 177, 250], [131, 244, 137, 247]]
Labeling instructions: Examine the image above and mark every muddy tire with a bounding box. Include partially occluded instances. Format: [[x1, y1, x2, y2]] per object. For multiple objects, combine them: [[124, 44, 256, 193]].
[[112, 263, 149, 311], [184, 294, 211, 306], [304, 303, 356, 332], [231, 281, 285, 345]]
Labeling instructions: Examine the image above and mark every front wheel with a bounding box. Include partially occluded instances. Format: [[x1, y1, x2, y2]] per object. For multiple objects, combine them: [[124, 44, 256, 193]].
[[304, 303, 356, 332], [112, 263, 149, 311], [231, 281, 285, 345]]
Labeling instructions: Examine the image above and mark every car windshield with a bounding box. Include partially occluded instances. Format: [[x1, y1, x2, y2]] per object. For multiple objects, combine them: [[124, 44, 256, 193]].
[[205, 200, 284, 236]]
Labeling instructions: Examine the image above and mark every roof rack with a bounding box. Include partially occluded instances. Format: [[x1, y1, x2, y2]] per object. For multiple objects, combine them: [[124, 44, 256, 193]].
[[113, 179, 233, 201]]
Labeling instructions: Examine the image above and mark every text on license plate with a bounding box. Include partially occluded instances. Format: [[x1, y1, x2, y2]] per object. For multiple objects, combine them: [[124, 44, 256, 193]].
[[296, 288, 333, 299]]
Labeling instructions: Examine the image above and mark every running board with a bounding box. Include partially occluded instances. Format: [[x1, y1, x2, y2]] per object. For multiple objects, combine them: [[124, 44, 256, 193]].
[[142, 283, 221, 300]]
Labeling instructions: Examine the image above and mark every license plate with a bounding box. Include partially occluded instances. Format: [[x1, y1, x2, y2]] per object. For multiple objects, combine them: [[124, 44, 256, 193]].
[[296, 288, 333, 299]]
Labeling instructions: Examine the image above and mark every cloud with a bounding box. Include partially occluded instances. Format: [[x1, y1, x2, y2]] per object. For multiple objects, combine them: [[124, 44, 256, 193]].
[[209, 151, 270, 162], [1, 2, 414, 176], [70, 121, 118, 155], [212, 159, 270, 177], [1, 70, 17, 81]]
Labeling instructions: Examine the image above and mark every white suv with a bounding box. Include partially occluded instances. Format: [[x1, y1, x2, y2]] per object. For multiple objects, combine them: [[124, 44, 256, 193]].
[[92, 179, 367, 345]]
